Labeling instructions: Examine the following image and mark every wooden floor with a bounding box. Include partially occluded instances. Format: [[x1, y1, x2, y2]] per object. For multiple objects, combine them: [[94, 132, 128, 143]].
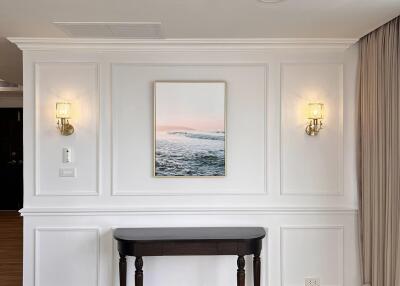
[[0, 212, 22, 286]]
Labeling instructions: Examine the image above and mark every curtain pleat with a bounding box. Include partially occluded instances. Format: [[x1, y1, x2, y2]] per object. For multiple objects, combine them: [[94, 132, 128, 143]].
[[358, 16, 400, 286]]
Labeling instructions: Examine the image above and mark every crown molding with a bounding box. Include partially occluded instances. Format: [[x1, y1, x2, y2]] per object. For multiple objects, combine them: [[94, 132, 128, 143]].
[[7, 37, 358, 51]]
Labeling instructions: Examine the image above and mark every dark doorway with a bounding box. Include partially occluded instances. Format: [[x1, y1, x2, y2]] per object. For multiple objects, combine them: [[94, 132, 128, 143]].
[[0, 108, 23, 210], [0, 107, 23, 285]]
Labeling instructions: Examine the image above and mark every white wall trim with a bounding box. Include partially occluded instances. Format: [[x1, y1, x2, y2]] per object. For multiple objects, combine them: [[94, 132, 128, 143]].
[[279, 63, 344, 196], [110, 63, 269, 196], [20, 207, 358, 216], [280, 225, 344, 286], [34, 62, 101, 196], [34, 227, 101, 286], [8, 38, 358, 51], [264, 64, 269, 196]]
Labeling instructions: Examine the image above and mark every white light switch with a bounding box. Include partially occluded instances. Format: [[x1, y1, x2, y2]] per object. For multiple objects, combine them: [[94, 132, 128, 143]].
[[59, 168, 76, 177], [62, 147, 72, 163]]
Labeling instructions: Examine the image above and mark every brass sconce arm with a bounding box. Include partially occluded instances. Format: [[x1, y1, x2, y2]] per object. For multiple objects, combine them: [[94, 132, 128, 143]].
[[305, 118, 323, 136], [57, 118, 74, 136]]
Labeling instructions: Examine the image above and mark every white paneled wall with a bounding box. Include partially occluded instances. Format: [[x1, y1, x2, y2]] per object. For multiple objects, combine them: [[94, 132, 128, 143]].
[[281, 63, 343, 195], [11, 38, 360, 286], [112, 64, 266, 195], [35, 63, 99, 195], [281, 226, 344, 286], [35, 228, 100, 286]]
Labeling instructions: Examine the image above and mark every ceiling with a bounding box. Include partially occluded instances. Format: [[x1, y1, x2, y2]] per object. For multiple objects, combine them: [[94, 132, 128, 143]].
[[1, 0, 400, 84]]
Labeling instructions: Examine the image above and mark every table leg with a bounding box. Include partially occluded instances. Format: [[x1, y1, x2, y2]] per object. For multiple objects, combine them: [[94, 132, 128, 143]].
[[135, 256, 143, 286], [237, 255, 245, 286], [119, 253, 126, 286], [253, 255, 260, 286]]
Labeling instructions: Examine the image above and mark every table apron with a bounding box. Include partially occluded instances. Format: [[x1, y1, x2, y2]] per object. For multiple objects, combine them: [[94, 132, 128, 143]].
[[117, 239, 262, 257]]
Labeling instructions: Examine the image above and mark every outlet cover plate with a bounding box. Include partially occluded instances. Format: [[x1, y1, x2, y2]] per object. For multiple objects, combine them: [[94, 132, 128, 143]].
[[305, 278, 320, 286]]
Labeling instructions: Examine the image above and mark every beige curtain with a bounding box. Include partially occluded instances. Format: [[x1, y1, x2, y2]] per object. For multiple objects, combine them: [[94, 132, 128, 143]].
[[358, 16, 400, 286]]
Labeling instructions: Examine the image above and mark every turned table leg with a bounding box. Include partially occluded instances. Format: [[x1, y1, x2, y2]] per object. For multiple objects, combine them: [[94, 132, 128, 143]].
[[119, 253, 127, 286], [237, 255, 245, 286], [135, 256, 143, 286], [253, 255, 260, 286]]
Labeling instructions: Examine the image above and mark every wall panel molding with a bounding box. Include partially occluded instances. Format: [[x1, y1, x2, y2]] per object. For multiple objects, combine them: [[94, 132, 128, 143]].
[[34, 227, 100, 286], [34, 62, 100, 196], [280, 63, 344, 196], [111, 63, 268, 196], [280, 225, 344, 286]]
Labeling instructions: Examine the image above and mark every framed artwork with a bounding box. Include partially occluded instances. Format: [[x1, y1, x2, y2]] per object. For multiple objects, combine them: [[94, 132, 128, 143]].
[[154, 81, 226, 177]]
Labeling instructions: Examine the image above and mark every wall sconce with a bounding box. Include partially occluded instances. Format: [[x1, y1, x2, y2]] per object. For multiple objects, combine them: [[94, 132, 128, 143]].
[[56, 102, 74, 136], [305, 103, 324, 136]]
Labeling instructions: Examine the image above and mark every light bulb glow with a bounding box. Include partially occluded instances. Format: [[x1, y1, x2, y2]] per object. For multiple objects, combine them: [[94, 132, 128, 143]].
[[307, 103, 324, 119], [56, 102, 71, 119]]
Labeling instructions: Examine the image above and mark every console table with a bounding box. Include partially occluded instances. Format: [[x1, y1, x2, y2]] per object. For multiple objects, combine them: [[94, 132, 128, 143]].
[[113, 227, 266, 286]]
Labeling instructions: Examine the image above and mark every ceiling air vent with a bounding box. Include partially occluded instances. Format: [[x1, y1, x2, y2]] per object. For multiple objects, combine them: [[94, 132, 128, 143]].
[[54, 22, 163, 39]]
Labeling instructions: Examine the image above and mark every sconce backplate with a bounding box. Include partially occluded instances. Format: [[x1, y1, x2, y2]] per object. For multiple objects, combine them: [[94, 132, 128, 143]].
[[58, 119, 75, 136], [60, 124, 74, 136]]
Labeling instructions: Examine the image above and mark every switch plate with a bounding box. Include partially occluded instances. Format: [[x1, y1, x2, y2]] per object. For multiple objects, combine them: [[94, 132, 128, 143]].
[[59, 168, 76, 177], [62, 147, 72, 163]]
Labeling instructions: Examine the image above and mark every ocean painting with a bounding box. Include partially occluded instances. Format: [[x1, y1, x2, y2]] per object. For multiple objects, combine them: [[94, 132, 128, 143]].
[[154, 81, 226, 177]]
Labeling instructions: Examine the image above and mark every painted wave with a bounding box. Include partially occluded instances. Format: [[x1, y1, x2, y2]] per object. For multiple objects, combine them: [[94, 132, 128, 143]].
[[155, 131, 225, 176], [168, 131, 225, 141]]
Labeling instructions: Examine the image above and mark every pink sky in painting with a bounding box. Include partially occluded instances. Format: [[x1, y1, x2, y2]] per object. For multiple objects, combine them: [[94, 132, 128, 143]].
[[155, 82, 225, 132]]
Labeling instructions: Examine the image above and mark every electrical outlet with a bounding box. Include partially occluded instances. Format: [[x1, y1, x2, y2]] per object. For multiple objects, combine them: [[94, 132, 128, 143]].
[[305, 278, 320, 286]]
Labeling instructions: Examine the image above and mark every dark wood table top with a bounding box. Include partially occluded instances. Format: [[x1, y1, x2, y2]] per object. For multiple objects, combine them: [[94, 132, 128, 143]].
[[113, 227, 266, 242]]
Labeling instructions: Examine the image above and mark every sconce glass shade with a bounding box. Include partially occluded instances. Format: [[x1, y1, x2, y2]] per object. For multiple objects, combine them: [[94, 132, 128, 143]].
[[307, 103, 324, 119], [56, 102, 71, 119], [56, 102, 74, 136]]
